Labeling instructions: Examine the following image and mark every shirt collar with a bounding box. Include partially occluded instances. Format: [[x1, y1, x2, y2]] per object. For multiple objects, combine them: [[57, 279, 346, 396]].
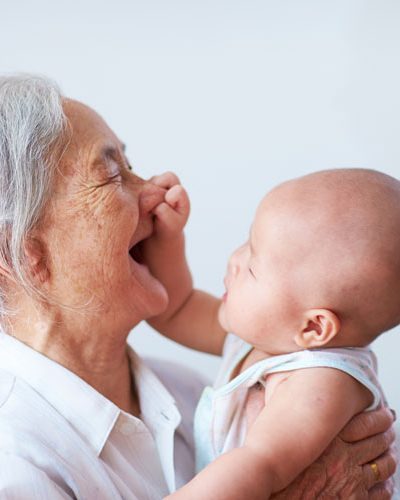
[[0, 332, 179, 457], [128, 348, 180, 431]]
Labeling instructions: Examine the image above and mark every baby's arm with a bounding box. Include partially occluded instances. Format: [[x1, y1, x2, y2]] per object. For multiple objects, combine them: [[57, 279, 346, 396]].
[[166, 368, 372, 499], [143, 173, 226, 355]]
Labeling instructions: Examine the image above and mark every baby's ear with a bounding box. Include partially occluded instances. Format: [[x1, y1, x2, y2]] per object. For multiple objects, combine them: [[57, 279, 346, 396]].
[[294, 309, 340, 349]]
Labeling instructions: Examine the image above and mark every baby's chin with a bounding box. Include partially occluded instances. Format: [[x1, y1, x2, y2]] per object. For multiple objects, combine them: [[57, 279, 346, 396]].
[[217, 302, 232, 333]]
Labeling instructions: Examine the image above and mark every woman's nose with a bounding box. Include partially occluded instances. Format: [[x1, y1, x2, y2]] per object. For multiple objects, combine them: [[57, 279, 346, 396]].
[[139, 180, 166, 215]]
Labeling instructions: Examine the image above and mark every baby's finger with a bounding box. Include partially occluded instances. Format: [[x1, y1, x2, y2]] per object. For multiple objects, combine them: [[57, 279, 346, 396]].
[[153, 202, 185, 233], [149, 171, 181, 190], [165, 185, 190, 218]]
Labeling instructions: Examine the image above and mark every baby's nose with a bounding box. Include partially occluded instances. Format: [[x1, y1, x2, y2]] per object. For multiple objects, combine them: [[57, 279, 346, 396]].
[[231, 264, 239, 276], [228, 253, 241, 277]]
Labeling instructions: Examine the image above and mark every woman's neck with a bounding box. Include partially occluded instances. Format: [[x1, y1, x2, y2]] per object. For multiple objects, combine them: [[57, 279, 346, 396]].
[[5, 301, 141, 417]]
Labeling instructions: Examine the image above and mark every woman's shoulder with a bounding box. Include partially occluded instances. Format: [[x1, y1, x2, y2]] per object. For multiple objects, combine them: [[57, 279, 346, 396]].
[[0, 368, 77, 453], [0, 369, 117, 497]]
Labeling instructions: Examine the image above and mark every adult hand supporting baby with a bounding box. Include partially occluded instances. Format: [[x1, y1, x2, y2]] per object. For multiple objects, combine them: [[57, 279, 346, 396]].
[[271, 407, 397, 499]]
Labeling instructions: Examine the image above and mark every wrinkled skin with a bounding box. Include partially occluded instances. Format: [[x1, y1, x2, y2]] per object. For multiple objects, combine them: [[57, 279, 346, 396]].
[[272, 409, 397, 499]]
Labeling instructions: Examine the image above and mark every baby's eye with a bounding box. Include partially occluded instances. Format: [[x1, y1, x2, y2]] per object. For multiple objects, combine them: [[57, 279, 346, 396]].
[[249, 267, 256, 279]]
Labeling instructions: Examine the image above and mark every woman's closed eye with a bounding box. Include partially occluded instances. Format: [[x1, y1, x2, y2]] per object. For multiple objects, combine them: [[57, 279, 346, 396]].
[[109, 172, 122, 183], [103, 164, 122, 185], [106, 157, 127, 182], [92, 162, 122, 188]]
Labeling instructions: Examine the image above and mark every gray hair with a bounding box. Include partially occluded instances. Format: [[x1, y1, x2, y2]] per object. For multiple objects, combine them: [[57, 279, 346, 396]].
[[0, 75, 67, 317]]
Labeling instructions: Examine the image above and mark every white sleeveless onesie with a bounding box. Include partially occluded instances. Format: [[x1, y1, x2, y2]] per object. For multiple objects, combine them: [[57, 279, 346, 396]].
[[194, 334, 386, 472]]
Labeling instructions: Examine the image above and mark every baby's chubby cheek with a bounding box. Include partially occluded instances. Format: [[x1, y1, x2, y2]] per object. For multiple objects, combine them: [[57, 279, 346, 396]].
[[217, 301, 229, 330], [218, 300, 244, 335]]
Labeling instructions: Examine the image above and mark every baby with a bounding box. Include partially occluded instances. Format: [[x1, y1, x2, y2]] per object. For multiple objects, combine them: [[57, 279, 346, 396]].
[[143, 168, 399, 499]]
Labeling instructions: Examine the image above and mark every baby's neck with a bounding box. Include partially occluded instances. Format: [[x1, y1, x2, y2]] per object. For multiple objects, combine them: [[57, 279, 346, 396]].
[[233, 348, 272, 378], [238, 333, 371, 377]]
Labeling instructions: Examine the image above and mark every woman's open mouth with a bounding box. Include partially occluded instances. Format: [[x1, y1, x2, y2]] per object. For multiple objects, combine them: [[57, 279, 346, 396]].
[[125, 231, 168, 311], [127, 236, 156, 284], [127, 232, 168, 305], [128, 226, 153, 268], [129, 241, 145, 265]]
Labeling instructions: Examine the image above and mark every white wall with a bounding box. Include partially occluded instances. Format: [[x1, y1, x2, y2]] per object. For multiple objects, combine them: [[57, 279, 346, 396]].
[[1, 0, 399, 415]]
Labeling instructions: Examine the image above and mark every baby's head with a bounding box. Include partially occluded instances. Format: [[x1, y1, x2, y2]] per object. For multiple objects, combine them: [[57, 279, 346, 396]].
[[219, 168, 400, 354]]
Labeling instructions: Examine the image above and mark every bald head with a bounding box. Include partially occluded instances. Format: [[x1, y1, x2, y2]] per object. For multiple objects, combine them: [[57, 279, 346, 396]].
[[262, 169, 400, 342]]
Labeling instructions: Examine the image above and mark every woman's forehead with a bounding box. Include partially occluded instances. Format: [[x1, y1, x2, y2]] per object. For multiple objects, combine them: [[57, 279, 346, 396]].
[[63, 99, 119, 144], [60, 99, 124, 174]]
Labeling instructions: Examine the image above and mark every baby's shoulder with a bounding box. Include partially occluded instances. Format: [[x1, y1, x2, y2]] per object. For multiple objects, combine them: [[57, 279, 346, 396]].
[[264, 363, 377, 423], [255, 347, 380, 408]]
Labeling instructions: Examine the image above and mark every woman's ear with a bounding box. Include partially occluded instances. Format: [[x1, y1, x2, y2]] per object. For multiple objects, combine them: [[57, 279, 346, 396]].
[[24, 237, 50, 284], [294, 309, 341, 348]]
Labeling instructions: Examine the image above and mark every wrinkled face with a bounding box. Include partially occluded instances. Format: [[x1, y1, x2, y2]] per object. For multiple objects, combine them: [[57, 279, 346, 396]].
[[41, 100, 168, 334], [218, 192, 302, 354]]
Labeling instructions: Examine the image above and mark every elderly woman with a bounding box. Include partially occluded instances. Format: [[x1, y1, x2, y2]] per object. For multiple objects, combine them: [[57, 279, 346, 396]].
[[0, 75, 396, 499]]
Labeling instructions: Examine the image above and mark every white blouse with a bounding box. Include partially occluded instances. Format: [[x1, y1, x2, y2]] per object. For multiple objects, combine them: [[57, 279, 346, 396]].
[[0, 332, 205, 499]]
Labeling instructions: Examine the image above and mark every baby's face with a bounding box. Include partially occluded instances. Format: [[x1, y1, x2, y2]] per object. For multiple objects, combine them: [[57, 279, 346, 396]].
[[218, 191, 303, 354], [219, 169, 400, 353]]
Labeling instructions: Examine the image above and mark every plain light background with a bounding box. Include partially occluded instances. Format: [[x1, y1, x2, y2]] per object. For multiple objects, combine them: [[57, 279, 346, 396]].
[[1, 0, 399, 417]]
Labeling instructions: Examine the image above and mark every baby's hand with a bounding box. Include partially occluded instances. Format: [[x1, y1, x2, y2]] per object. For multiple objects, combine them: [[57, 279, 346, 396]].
[[143, 172, 193, 324], [150, 172, 190, 240]]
